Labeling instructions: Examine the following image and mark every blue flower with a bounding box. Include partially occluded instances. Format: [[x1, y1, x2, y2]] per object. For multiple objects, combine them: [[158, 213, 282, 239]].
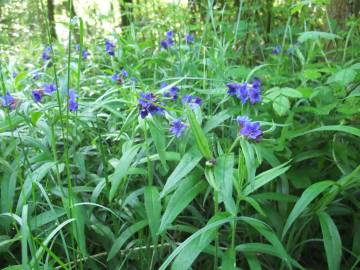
[[272, 45, 282, 55], [160, 30, 175, 49], [121, 68, 128, 77], [160, 39, 174, 49], [68, 90, 78, 111], [227, 80, 261, 105], [170, 118, 187, 137], [82, 49, 90, 60], [112, 68, 128, 84], [44, 83, 56, 94], [166, 30, 173, 39], [181, 94, 202, 109], [32, 89, 43, 103], [42, 46, 52, 61], [12, 71, 17, 78], [185, 33, 194, 44], [241, 121, 262, 141], [237, 83, 249, 104], [30, 71, 40, 80], [1, 91, 16, 109], [248, 79, 262, 104], [162, 82, 179, 101], [226, 83, 241, 96], [237, 116, 262, 141], [236, 115, 251, 127], [138, 92, 164, 118], [105, 39, 115, 56]]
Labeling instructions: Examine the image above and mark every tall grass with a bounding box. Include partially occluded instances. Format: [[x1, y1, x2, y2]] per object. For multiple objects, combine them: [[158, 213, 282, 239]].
[[0, 1, 360, 269]]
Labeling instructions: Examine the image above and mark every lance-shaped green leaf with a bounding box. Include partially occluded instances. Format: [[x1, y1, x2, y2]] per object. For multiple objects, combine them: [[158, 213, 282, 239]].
[[107, 220, 148, 261], [186, 107, 212, 160], [282, 180, 334, 238], [318, 212, 342, 270], [161, 147, 202, 197], [109, 145, 140, 201], [160, 176, 207, 233], [214, 153, 236, 215], [148, 119, 168, 172], [144, 186, 161, 242]]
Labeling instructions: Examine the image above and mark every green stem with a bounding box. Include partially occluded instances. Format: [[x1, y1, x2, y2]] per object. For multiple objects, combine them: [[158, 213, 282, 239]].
[[214, 190, 219, 270]]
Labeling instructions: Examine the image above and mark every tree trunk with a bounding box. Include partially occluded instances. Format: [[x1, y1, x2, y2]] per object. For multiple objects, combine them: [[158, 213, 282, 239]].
[[121, 0, 133, 27], [327, 0, 349, 29], [47, 0, 57, 40]]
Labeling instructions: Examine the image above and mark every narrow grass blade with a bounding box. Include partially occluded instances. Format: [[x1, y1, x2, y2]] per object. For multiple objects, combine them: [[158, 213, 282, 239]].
[[107, 220, 148, 261], [109, 145, 140, 201], [318, 212, 342, 270], [186, 107, 212, 160], [282, 180, 334, 238], [144, 186, 161, 242], [161, 147, 202, 197], [160, 176, 206, 233]]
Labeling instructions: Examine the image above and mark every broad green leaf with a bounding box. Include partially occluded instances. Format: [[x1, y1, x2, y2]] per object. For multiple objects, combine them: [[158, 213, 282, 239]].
[[144, 186, 161, 242], [148, 119, 168, 172], [159, 176, 206, 233], [318, 212, 342, 270], [281, 87, 303, 98], [107, 220, 148, 261], [290, 125, 360, 139], [161, 147, 202, 197], [282, 181, 334, 238], [273, 95, 290, 116], [204, 108, 235, 133], [109, 145, 140, 201], [326, 68, 356, 86], [243, 162, 290, 195], [298, 31, 341, 43], [214, 153, 236, 215], [240, 139, 256, 186], [187, 108, 212, 159]]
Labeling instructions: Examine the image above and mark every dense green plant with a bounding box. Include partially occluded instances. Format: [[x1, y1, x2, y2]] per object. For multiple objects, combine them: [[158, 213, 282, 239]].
[[0, 0, 360, 269]]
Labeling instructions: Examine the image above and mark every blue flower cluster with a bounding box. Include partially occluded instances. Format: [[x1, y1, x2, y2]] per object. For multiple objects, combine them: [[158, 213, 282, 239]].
[[170, 118, 187, 137], [185, 33, 194, 44], [226, 79, 262, 105], [75, 44, 90, 60], [112, 68, 128, 84], [138, 92, 164, 119], [31, 83, 56, 103], [42, 46, 52, 61], [272, 45, 282, 55], [162, 82, 178, 101], [105, 39, 116, 56], [0, 91, 16, 110], [160, 30, 195, 49], [181, 94, 202, 109], [160, 30, 175, 49], [237, 116, 262, 141], [68, 90, 78, 111]]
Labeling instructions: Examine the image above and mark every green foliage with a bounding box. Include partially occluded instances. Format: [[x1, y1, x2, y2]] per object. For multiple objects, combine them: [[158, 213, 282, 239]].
[[0, 0, 360, 269]]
